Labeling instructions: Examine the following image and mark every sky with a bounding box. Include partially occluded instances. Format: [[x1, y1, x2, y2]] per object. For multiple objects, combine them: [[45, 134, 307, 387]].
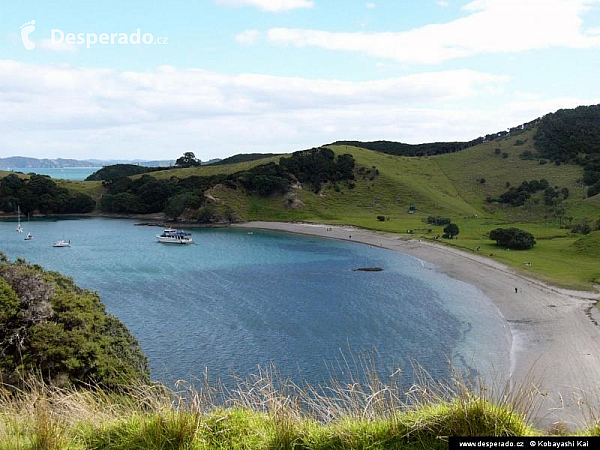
[[1, 0, 600, 161]]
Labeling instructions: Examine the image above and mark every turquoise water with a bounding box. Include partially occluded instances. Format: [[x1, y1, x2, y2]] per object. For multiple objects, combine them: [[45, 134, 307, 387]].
[[0, 218, 511, 388], [2, 167, 100, 180]]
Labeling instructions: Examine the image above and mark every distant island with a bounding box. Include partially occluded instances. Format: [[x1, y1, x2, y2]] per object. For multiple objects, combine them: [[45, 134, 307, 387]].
[[0, 156, 218, 169]]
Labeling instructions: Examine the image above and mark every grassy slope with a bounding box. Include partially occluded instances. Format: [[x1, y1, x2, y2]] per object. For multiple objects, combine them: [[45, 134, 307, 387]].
[[133, 154, 286, 180], [207, 131, 600, 289], [3, 131, 599, 288]]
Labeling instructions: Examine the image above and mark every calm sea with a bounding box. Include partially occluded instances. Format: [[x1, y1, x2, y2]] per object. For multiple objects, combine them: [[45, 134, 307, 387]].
[[2, 167, 100, 180], [0, 218, 511, 388]]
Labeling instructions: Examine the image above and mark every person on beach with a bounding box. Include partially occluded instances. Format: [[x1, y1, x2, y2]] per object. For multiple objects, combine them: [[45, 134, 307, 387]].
[[515, 287, 518, 293]]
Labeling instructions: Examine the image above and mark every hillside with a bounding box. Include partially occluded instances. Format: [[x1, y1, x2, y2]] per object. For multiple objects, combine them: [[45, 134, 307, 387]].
[[1, 106, 600, 288], [0, 157, 98, 169], [198, 131, 600, 288]]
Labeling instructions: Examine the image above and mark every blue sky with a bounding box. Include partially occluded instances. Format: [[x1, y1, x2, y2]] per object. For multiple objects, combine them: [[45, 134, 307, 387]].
[[1, 0, 600, 160]]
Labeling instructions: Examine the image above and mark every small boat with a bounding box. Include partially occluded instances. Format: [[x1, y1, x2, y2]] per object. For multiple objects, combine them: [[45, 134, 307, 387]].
[[156, 228, 193, 244], [247, 231, 254, 235], [24, 232, 33, 240], [16, 206, 23, 233], [53, 240, 71, 247]]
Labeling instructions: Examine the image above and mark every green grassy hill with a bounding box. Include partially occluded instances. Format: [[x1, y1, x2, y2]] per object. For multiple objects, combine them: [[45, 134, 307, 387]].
[[199, 130, 599, 288], [3, 124, 599, 288], [133, 154, 285, 180]]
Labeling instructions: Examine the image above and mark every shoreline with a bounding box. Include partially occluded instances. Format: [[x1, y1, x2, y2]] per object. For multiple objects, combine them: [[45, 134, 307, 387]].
[[233, 221, 600, 429]]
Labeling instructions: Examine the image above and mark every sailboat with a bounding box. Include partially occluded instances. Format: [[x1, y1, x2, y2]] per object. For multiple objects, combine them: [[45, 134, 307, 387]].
[[24, 214, 33, 240], [16, 206, 23, 233]]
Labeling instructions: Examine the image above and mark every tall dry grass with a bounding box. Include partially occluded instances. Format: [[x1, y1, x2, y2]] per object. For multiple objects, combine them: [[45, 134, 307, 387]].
[[0, 360, 557, 449]]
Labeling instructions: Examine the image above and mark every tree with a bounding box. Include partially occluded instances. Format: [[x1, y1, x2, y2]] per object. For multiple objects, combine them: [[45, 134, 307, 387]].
[[175, 152, 201, 168], [489, 228, 536, 250], [443, 223, 459, 239]]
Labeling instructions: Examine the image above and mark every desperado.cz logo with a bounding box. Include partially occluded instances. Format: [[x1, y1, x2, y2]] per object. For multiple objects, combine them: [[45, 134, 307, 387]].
[[20, 20, 168, 50]]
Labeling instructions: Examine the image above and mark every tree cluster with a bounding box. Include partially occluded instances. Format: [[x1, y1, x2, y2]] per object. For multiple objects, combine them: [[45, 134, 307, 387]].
[[214, 153, 279, 166], [332, 140, 480, 157], [0, 174, 96, 215], [279, 147, 355, 193], [486, 179, 567, 207], [426, 216, 451, 226], [0, 256, 149, 388], [533, 104, 600, 197], [489, 228, 536, 250], [85, 164, 158, 181], [99, 148, 356, 218]]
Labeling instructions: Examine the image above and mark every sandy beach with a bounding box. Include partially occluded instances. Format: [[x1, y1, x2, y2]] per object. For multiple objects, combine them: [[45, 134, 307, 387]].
[[234, 221, 600, 429]]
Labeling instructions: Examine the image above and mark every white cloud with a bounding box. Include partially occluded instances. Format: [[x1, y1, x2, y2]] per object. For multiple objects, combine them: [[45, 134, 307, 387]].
[[38, 38, 78, 53], [586, 27, 600, 35], [366, 2, 376, 9], [235, 29, 261, 45], [216, 0, 314, 12], [0, 61, 522, 160], [267, 0, 600, 64], [436, 0, 449, 7]]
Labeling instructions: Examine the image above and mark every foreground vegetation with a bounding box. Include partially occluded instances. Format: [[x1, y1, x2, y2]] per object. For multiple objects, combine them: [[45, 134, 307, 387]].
[[0, 260, 593, 448], [0, 256, 149, 389], [0, 370, 564, 449]]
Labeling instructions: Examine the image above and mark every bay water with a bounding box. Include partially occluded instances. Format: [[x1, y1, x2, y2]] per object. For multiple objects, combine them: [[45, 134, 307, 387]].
[[0, 217, 511, 389], [1, 168, 100, 181]]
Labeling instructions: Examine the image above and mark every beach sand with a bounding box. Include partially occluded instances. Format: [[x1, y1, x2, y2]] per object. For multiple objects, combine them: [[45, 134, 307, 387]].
[[234, 221, 600, 429]]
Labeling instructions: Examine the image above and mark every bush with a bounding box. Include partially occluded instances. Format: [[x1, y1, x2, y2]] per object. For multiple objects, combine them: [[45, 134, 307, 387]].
[[519, 150, 535, 159], [588, 182, 600, 198], [489, 228, 536, 250], [0, 260, 149, 388], [376, 215, 385, 221], [426, 216, 451, 226], [571, 220, 591, 235]]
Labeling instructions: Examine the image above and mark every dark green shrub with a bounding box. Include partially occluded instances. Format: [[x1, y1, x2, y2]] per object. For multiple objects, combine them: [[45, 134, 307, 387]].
[[0, 260, 149, 388], [426, 216, 451, 226], [443, 223, 459, 239], [489, 228, 536, 250]]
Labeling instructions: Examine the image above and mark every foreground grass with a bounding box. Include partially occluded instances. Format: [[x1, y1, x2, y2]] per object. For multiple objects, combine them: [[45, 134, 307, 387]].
[[5, 365, 596, 450]]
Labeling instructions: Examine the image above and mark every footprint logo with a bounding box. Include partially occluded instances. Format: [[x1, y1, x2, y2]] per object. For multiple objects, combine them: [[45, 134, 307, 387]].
[[20, 20, 36, 50]]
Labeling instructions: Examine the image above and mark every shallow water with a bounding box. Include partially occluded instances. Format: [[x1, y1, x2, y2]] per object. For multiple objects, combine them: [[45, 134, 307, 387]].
[[0, 217, 511, 388]]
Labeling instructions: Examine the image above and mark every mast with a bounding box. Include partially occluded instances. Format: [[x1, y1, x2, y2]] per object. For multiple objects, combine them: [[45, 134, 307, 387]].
[[16, 205, 23, 232]]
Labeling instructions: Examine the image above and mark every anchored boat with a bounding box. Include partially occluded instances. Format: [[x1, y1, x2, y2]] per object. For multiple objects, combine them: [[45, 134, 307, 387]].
[[156, 228, 193, 244]]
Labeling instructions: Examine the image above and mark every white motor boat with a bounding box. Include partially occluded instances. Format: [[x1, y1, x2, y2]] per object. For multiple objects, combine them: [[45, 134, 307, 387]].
[[156, 228, 193, 244], [53, 240, 71, 247]]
